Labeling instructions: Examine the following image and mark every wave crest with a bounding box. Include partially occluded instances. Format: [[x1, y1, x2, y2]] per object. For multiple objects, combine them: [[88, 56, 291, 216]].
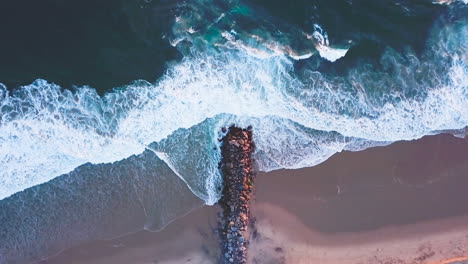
[[0, 4, 466, 204]]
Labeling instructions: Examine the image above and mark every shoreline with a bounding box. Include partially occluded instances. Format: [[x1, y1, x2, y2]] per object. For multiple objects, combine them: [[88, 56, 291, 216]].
[[43, 134, 468, 264]]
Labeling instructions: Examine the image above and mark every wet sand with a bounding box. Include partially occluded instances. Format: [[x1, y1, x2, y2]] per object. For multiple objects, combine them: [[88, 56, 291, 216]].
[[249, 203, 468, 264], [44, 134, 468, 264]]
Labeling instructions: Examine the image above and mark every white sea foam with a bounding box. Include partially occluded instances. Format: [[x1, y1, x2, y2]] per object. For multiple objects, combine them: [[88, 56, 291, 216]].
[[0, 10, 466, 204], [308, 24, 349, 62], [433, 0, 468, 5]]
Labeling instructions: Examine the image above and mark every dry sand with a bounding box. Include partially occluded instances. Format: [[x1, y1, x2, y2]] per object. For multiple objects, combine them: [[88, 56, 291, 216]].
[[44, 134, 468, 264]]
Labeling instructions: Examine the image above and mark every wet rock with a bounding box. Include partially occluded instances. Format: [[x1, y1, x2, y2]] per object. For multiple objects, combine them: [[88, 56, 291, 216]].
[[217, 127, 256, 264]]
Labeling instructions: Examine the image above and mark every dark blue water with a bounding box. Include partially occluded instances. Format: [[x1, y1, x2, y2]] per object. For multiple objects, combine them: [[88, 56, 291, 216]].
[[0, 0, 452, 92], [0, 0, 179, 93]]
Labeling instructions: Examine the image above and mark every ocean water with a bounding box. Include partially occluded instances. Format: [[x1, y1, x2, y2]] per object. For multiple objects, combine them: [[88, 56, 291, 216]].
[[0, 0, 467, 262]]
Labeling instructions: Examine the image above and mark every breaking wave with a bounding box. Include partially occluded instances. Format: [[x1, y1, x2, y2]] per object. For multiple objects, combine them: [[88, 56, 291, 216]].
[[0, 1, 467, 205]]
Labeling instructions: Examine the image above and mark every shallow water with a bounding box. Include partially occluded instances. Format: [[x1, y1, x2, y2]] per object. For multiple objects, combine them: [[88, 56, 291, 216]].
[[37, 134, 468, 264]]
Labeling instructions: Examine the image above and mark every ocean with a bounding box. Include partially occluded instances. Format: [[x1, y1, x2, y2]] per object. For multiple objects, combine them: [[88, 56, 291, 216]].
[[0, 0, 466, 263]]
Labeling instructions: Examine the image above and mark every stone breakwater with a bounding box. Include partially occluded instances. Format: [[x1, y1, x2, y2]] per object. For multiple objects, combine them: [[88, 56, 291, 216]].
[[218, 126, 256, 264]]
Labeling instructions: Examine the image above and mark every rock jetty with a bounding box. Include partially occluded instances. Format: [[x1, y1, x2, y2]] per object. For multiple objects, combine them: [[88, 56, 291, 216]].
[[218, 126, 255, 264]]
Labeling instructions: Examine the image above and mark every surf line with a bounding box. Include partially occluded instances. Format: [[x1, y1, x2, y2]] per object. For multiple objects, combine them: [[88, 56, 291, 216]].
[[217, 126, 256, 264]]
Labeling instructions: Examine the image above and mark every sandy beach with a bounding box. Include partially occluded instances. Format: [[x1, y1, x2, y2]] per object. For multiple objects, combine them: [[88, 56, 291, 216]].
[[43, 134, 468, 264], [249, 202, 468, 264]]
